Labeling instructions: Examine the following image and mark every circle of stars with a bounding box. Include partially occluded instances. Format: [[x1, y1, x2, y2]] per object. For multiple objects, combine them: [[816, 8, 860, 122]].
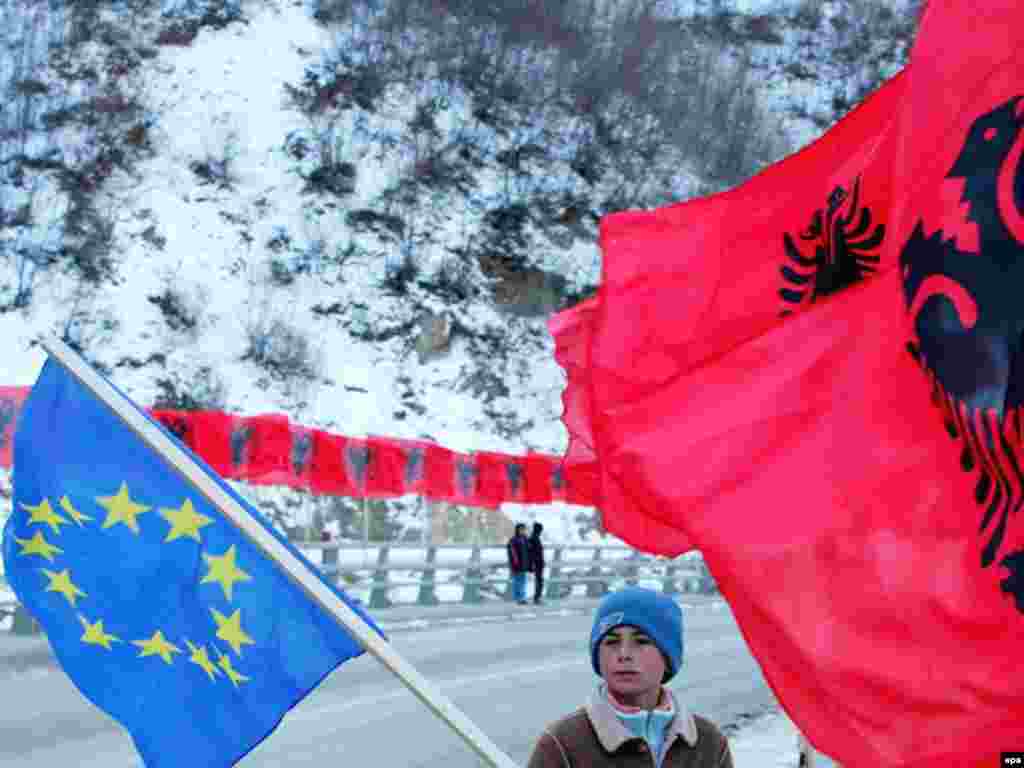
[[15, 483, 258, 691]]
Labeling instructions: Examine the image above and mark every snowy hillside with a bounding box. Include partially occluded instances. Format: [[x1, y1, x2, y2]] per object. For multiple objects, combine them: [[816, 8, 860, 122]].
[[0, 0, 915, 544]]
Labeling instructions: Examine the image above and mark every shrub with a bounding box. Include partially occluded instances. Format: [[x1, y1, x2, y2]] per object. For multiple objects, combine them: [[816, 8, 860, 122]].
[[295, 239, 327, 275], [793, 0, 823, 30], [269, 257, 296, 286], [266, 225, 292, 254], [243, 317, 321, 382], [153, 366, 228, 410], [62, 201, 118, 285], [0, 241, 57, 311], [285, 50, 388, 116], [58, 295, 118, 369], [431, 253, 474, 301], [147, 285, 202, 334], [346, 209, 405, 239], [305, 159, 357, 196], [309, 0, 355, 26], [140, 223, 167, 250], [189, 130, 238, 190], [381, 248, 419, 294], [157, 0, 244, 46], [155, 24, 200, 45]]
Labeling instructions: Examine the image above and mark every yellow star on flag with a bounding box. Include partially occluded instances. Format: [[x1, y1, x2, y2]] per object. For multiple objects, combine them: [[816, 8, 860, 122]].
[[185, 640, 221, 681], [217, 653, 251, 688], [201, 545, 252, 602], [133, 630, 182, 665], [97, 482, 151, 535], [159, 499, 213, 543], [211, 607, 255, 657], [59, 495, 93, 526], [78, 615, 120, 650], [14, 531, 63, 562], [42, 568, 87, 607], [22, 499, 69, 535]]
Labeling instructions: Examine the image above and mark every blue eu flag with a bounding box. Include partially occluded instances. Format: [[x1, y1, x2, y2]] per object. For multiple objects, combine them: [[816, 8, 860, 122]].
[[1, 358, 384, 766]]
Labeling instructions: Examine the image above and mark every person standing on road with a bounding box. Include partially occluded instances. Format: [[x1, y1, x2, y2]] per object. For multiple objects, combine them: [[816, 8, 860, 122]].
[[506, 523, 531, 605], [527, 586, 733, 768], [528, 522, 546, 604]]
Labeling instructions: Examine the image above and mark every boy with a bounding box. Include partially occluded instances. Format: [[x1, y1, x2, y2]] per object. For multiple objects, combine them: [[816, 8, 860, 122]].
[[528, 586, 733, 767]]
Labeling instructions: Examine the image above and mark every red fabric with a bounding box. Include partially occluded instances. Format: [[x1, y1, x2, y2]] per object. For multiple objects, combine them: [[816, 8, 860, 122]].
[[553, 67, 906, 550], [0, 386, 599, 507], [551, 300, 686, 544], [523, 453, 554, 504], [242, 415, 293, 486], [391, 437, 423, 493], [421, 442, 456, 501], [475, 451, 524, 507], [471, 451, 501, 507], [343, 437, 369, 495], [308, 431, 350, 495], [0, 387, 29, 469], [548, 4, 1024, 766], [449, 452, 479, 506], [364, 436, 407, 497], [290, 425, 316, 489], [190, 411, 234, 477]]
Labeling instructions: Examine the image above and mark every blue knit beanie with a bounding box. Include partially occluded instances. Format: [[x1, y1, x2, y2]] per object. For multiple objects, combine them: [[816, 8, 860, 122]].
[[590, 587, 684, 683]]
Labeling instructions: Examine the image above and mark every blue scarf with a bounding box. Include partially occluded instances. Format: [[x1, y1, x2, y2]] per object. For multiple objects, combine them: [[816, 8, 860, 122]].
[[606, 687, 676, 765]]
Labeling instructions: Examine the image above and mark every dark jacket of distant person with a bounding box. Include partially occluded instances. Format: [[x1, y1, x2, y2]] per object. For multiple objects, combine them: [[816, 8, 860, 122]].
[[528, 522, 545, 573], [507, 526, 530, 574]]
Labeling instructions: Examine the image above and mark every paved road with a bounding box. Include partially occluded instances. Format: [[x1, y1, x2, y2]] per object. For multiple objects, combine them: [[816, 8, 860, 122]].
[[0, 597, 778, 767]]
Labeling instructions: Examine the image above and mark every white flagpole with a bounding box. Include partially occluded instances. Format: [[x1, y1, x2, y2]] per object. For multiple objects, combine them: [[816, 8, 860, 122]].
[[41, 336, 520, 768]]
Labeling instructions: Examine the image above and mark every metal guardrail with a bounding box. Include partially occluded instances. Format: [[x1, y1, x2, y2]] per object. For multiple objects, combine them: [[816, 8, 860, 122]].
[[305, 543, 715, 610], [1, 544, 717, 634]]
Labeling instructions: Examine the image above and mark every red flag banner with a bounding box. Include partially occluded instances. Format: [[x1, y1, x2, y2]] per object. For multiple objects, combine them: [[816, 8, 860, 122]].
[[420, 441, 457, 502], [364, 436, 407, 497], [0, 386, 30, 469], [476, 451, 522, 507], [190, 410, 234, 477], [344, 437, 370, 496], [243, 414, 293, 486], [308, 430, 349, 496], [547, 301, 613, 514], [523, 453, 555, 505], [0, 386, 589, 509], [548, 2, 1024, 765], [548, 459, 570, 503], [290, 424, 316, 488], [450, 452, 479, 506]]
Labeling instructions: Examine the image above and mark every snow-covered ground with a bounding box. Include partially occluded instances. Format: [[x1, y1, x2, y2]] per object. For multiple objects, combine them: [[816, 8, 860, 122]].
[[0, 0, 912, 549], [732, 712, 839, 768], [0, 0, 605, 545]]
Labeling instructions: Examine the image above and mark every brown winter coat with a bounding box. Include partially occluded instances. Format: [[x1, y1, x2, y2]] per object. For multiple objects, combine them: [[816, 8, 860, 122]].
[[527, 688, 733, 768]]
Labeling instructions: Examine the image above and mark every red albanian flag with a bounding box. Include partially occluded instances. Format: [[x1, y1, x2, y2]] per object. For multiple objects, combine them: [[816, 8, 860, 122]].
[[187, 410, 234, 478], [554, 63, 906, 555], [549, 3, 1024, 766]]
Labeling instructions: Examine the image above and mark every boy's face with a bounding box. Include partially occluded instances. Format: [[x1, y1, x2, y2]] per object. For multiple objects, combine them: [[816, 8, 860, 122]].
[[598, 625, 666, 700]]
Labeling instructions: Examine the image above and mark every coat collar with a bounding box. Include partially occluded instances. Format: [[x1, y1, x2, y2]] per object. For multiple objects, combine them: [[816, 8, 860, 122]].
[[585, 685, 698, 753]]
